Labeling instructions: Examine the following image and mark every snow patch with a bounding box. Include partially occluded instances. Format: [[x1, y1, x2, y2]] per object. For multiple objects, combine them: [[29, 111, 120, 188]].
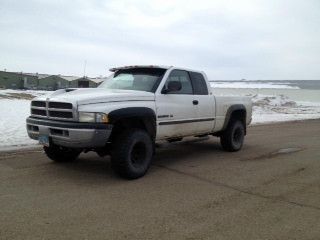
[[0, 89, 50, 98]]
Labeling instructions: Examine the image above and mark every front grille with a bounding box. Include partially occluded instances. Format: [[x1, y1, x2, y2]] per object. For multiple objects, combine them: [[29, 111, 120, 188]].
[[32, 101, 46, 107], [31, 100, 74, 120], [48, 102, 72, 109], [31, 109, 46, 116], [49, 111, 73, 118]]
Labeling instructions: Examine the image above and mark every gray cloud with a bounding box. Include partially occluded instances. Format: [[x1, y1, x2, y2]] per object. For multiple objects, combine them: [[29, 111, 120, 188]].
[[0, 0, 319, 79]]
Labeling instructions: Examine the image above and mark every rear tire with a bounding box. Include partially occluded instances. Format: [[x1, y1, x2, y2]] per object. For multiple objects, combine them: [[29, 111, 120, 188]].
[[111, 129, 153, 179], [44, 144, 81, 162], [220, 120, 245, 152]]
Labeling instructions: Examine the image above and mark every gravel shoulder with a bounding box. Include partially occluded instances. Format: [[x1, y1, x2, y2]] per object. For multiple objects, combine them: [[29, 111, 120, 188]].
[[1, 119, 320, 240]]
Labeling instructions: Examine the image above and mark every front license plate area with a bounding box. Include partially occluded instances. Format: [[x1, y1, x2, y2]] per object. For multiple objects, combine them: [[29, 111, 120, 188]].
[[39, 135, 50, 147]]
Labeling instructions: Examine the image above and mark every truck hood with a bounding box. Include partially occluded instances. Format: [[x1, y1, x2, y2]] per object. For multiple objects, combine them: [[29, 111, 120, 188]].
[[35, 88, 155, 105]]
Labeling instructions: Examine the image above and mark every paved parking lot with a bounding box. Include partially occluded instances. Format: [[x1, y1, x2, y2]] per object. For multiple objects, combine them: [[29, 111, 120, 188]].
[[1, 120, 320, 240]]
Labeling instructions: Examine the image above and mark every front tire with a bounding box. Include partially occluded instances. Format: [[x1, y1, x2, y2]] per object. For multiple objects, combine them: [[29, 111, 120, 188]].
[[44, 144, 81, 162], [111, 129, 153, 179], [220, 120, 245, 152]]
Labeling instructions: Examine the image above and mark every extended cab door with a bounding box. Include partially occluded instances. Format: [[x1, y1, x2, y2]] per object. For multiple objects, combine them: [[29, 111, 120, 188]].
[[155, 70, 198, 139], [189, 71, 215, 134]]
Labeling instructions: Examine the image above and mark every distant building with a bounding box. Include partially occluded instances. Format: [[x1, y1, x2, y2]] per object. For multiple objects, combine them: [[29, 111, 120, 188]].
[[0, 70, 106, 90], [69, 76, 102, 88], [38, 75, 76, 90], [0, 71, 39, 89]]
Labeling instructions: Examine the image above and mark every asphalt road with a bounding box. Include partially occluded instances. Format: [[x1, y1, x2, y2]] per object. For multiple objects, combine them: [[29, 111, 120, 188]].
[[1, 120, 320, 240]]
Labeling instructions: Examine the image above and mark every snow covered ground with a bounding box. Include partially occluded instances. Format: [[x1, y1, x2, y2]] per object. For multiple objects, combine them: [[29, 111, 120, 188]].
[[0, 99, 38, 147], [210, 81, 299, 89], [0, 90, 51, 148], [251, 94, 320, 124], [0, 88, 320, 148]]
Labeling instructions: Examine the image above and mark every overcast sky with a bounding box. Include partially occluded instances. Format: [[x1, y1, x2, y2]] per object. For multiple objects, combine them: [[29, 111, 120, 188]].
[[0, 0, 319, 79]]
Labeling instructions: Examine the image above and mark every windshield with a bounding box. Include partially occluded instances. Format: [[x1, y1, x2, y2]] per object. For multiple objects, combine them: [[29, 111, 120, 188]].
[[98, 68, 166, 93]]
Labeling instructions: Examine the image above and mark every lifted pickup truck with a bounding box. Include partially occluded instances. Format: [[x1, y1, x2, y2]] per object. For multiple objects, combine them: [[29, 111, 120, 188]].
[[27, 66, 252, 179]]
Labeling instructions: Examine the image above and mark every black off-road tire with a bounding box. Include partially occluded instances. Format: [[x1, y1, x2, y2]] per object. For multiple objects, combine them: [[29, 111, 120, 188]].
[[220, 120, 245, 152], [111, 129, 154, 179], [44, 145, 81, 162]]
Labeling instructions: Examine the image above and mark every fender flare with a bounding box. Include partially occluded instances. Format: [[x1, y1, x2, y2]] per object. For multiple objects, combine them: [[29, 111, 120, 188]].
[[108, 107, 157, 138], [221, 104, 247, 131], [108, 107, 156, 123]]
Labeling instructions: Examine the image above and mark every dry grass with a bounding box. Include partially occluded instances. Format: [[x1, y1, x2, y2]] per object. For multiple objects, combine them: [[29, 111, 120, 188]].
[[0, 92, 35, 100]]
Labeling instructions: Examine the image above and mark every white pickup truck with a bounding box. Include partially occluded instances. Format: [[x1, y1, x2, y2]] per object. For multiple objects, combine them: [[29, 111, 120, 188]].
[[27, 66, 252, 179]]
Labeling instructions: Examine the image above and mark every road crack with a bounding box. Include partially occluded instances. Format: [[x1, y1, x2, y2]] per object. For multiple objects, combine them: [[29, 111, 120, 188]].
[[154, 163, 320, 212]]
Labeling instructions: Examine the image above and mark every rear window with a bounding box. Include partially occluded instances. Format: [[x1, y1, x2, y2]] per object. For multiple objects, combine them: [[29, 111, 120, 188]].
[[189, 72, 208, 95]]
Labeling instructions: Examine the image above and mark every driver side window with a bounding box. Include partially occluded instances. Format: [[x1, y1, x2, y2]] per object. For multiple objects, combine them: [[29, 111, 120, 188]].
[[164, 70, 193, 94]]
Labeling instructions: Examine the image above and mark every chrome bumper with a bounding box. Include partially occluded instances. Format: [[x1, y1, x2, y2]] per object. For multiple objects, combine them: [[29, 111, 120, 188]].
[[26, 117, 112, 148]]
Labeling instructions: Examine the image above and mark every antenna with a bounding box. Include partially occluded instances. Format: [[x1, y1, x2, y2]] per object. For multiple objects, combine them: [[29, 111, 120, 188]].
[[83, 60, 87, 77]]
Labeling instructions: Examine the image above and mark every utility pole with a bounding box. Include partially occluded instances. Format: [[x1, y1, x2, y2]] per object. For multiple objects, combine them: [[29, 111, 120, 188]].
[[83, 60, 87, 78]]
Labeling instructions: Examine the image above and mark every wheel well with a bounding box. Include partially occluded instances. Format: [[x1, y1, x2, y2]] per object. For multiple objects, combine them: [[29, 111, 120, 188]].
[[110, 117, 156, 142], [229, 109, 247, 133], [213, 107, 247, 137]]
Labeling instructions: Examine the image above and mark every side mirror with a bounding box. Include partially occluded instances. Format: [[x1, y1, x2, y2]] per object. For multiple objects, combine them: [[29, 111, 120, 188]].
[[162, 81, 182, 94]]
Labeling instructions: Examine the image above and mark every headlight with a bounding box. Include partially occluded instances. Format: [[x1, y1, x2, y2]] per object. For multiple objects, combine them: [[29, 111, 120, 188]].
[[78, 112, 109, 123], [78, 112, 95, 122]]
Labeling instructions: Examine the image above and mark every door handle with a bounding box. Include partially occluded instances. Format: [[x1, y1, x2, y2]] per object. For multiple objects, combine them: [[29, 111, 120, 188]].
[[193, 100, 199, 105]]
